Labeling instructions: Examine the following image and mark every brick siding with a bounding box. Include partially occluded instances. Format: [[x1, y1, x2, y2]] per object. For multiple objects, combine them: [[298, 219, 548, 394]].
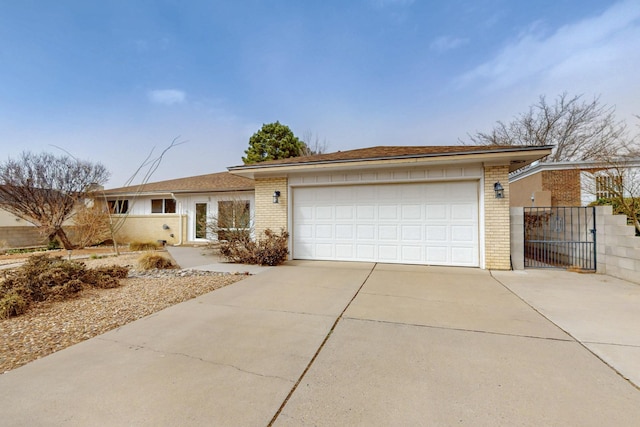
[[542, 169, 581, 206], [484, 165, 511, 269], [254, 177, 288, 237]]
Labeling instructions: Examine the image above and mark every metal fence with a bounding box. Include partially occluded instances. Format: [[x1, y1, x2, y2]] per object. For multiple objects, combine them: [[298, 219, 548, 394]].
[[524, 207, 596, 270]]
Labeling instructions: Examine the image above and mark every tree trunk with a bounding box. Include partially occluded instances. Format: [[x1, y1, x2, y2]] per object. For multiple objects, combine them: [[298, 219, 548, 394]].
[[55, 228, 76, 250]]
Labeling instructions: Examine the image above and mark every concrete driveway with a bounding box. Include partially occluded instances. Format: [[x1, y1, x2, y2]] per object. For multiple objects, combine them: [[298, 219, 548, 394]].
[[0, 262, 639, 426]]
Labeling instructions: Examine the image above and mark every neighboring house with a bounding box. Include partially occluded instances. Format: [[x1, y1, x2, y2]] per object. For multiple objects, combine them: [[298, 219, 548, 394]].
[[228, 145, 551, 270], [102, 172, 255, 245], [509, 159, 640, 207]]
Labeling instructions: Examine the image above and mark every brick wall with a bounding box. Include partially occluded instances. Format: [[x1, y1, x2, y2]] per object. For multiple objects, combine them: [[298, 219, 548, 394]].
[[254, 177, 288, 237], [484, 165, 511, 270], [542, 169, 581, 206]]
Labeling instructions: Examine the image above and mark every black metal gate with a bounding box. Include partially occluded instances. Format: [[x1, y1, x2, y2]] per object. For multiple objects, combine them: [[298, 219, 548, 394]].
[[524, 207, 596, 270]]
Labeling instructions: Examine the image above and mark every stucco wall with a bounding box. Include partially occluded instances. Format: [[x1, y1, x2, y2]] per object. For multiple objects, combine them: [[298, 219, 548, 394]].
[[484, 165, 511, 270], [510, 172, 542, 207], [254, 177, 288, 238], [112, 215, 186, 245]]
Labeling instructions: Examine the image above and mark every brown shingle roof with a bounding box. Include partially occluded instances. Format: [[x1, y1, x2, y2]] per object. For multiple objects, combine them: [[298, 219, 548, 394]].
[[228, 145, 551, 170], [104, 171, 254, 195]]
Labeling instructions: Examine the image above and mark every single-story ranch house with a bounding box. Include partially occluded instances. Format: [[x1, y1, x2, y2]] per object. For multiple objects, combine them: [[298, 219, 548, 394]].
[[102, 172, 255, 245], [105, 144, 553, 270]]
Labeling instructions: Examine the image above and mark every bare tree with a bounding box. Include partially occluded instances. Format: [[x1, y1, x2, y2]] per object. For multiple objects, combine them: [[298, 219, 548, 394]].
[[582, 157, 640, 235], [101, 137, 185, 254], [300, 130, 329, 156], [0, 152, 110, 249], [463, 93, 628, 162]]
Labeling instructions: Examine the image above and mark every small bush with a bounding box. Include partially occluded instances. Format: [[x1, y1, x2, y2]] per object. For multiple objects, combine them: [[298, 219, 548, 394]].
[[0, 254, 130, 318], [129, 241, 160, 251], [47, 239, 61, 250], [219, 228, 289, 266], [0, 292, 28, 319], [137, 253, 175, 270]]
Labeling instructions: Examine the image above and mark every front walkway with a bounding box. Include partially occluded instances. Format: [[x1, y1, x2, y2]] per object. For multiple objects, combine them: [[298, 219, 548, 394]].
[[0, 262, 638, 426]]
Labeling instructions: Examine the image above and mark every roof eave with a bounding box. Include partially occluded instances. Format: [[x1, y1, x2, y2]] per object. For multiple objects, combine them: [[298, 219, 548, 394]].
[[228, 146, 553, 179], [101, 187, 255, 198]]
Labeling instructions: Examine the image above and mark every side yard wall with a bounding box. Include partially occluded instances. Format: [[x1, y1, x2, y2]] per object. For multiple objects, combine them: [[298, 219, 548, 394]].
[[0, 226, 47, 248], [510, 206, 640, 284], [595, 206, 640, 284]]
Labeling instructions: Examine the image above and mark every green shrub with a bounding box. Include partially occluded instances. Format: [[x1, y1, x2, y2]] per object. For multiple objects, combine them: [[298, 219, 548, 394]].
[[137, 253, 175, 270], [591, 197, 640, 236], [0, 254, 130, 318], [47, 239, 61, 250], [219, 228, 289, 266], [129, 241, 160, 251]]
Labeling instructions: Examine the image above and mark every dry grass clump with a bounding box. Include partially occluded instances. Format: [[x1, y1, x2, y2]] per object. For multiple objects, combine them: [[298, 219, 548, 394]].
[[219, 228, 289, 266], [0, 255, 129, 319], [129, 241, 160, 251], [137, 252, 175, 270]]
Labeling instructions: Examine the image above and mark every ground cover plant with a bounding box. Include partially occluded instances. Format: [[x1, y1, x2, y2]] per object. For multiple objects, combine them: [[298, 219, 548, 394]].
[[0, 254, 129, 319]]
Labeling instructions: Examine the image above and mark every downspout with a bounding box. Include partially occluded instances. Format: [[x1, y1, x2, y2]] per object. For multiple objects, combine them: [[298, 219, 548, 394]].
[[171, 193, 183, 245]]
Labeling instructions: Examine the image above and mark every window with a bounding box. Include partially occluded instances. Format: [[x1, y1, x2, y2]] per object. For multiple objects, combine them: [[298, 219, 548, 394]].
[[217, 200, 250, 240], [108, 200, 129, 214], [151, 198, 176, 213], [595, 175, 622, 199]]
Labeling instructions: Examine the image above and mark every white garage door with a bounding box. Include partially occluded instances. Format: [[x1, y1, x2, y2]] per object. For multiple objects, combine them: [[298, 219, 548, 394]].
[[292, 181, 479, 266]]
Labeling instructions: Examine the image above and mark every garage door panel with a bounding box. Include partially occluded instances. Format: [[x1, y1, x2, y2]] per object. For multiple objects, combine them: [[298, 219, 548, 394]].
[[315, 206, 333, 219], [402, 205, 422, 219], [378, 245, 398, 261], [452, 247, 475, 265], [296, 206, 314, 220], [402, 225, 422, 240], [335, 206, 353, 219], [335, 244, 354, 258], [356, 225, 375, 239], [356, 206, 375, 219], [335, 224, 354, 239], [401, 246, 422, 262], [379, 225, 399, 240], [425, 226, 447, 241], [451, 225, 475, 242], [451, 203, 476, 220], [315, 224, 333, 239], [426, 246, 448, 263], [426, 204, 447, 220], [356, 245, 375, 259], [293, 182, 479, 266], [378, 205, 398, 219]]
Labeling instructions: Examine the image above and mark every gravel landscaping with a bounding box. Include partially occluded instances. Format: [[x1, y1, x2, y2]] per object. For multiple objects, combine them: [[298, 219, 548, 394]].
[[0, 252, 246, 374]]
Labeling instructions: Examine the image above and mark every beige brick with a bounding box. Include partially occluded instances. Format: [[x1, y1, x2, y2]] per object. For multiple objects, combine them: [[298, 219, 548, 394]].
[[254, 177, 288, 238], [484, 165, 511, 269]]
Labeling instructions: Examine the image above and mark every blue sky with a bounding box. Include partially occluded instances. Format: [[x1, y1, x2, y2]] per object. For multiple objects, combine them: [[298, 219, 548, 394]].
[[1, 0, 639, 186]]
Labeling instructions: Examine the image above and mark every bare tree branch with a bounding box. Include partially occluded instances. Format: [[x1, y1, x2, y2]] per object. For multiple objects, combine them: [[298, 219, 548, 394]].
[[0, 152, 110, 249], [462, 93, 629, 162]]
